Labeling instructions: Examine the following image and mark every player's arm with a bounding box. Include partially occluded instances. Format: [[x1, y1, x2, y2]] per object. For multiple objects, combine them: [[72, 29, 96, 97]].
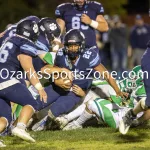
[[95, 15, 109, 32], [81, 14, 108, 32], [18, 54, 47, 103], [94, 64, 128, 98], [56, 18, 65, 35]]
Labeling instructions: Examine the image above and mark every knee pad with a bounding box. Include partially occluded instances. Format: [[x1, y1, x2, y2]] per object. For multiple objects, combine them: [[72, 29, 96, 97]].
[[140, 97, 148, 110]]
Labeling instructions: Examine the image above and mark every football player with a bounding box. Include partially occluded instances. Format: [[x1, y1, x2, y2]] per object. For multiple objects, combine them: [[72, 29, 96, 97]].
[[56, 66, 144, 129], [0, 20, 46, 143], [55, 0, 108, 48], [62, 67, 145, 130], [32, 29, 127, 131]]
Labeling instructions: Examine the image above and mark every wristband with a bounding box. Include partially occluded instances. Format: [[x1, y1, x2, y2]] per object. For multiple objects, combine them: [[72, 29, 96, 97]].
[[90, 20, 99, 29], [34, 83, 43, 91]]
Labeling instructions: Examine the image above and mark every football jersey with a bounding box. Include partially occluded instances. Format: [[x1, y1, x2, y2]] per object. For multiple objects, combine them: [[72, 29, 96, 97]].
[[55, 1, 104, 47], [0, 35, 37, 83], [55, 46, 101, 89]]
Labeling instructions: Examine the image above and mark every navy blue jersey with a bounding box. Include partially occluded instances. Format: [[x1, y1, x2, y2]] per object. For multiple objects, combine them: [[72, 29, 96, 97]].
[[55, 46, 101, 89], [55, 1, 104, 47], [32, 34, 51, 72], [0, 25, 17, 46], [0, 35, 37, 83], [35, 34, 50, 53]]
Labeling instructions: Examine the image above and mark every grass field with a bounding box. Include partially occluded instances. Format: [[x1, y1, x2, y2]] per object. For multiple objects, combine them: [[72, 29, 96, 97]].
[[2, 126, 150, 150]]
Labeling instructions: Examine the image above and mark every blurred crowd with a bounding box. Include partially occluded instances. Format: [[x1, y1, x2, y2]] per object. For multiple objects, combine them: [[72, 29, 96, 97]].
[[96, 14, 150, 74]]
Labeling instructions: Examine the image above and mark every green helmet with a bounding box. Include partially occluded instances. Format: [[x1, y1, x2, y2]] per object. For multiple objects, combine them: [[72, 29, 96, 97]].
[[128, 65, 144, 88]]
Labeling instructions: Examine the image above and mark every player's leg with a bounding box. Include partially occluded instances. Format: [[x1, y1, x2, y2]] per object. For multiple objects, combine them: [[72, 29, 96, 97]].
[[3, 83, 39, 142], [49, 92, 81, 118], [56, 103, 86, 129], [63, 98, 118, 130], [0, 98, 12, 134], [31, 85, 61, 131], [55, 90, 98, 128]]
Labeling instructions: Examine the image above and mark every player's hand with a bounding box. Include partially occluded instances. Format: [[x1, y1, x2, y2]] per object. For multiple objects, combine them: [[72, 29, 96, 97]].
[[116, 91, 129, 99], [72, 84, 85, 97], [54, 78, 72, 90], [81, 14, 92, 25], [38, 89, 47, 103]]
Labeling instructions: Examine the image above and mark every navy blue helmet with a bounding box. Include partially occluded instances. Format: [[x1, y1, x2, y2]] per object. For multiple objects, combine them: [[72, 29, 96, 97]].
[[64, 29, 85, 60], [38, 17, 61, 41], [16, 20, 39, 42]]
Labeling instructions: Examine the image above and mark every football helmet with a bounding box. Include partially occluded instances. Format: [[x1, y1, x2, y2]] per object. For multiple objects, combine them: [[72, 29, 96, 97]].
[[38, 17, 61, 41], [16, 20, 39, 42], [64, 29, 85, 60]]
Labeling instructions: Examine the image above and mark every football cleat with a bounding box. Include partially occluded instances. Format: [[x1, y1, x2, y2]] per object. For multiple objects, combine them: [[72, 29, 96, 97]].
[[32, 116, 48, 131], [12, 127, 35, 143], [119, 109, 136, 135], [63, 121, 82, 131], [55, 116, 69, 129], [0, 140, 6, 147]]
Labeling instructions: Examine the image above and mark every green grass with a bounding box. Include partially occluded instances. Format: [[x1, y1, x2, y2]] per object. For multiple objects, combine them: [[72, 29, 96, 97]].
[[2, 127, 150, 150]]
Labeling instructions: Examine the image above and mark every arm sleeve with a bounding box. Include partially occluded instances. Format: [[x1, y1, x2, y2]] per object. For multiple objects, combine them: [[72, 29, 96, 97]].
[[55, 4, 65, 19], [89, 50, 101, 68], [92, 1, 104, 15], [20, 44, 37, 57]]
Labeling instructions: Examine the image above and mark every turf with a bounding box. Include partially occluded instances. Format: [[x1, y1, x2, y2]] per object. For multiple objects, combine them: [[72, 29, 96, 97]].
[[2, 127, 150, 150]]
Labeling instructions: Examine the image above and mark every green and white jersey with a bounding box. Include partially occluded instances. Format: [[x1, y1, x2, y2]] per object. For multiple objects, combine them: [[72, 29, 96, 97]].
[[92, 83, 146, 129]]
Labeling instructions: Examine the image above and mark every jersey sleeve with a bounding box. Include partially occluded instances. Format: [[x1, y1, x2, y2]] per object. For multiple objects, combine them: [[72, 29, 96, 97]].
[[91, 1, 104, 15], [55, 3, 66, 19], [88, 49, 101, 68], [20, 43, 37, 57]]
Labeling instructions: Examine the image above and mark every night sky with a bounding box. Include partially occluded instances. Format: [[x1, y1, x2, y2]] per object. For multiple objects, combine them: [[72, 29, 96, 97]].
[[125, 0, 149, 14]]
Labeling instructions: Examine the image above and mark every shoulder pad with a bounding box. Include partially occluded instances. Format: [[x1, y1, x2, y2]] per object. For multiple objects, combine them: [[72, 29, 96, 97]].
[[55, 3, 72, 18], [87, 1, 104, 15]]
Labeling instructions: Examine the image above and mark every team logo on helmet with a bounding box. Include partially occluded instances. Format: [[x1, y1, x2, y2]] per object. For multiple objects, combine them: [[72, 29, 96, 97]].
[[49, 23, 57, 31], [33, 24, 38, 33]]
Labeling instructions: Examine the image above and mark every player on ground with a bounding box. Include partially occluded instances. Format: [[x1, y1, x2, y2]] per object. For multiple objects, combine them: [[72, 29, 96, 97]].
[[55, 0, 108, 48], [56, 66, 144, 129], [62, 66, 145, 130]]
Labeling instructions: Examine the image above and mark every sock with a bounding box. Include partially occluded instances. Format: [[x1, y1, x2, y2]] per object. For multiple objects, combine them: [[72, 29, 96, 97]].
[[75, 110, 93, 125], [66, 104, 86, 122], [16, 123, 26, 130]]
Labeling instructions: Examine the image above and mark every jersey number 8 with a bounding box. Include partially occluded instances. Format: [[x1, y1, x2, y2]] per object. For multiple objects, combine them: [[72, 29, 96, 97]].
[[72, 16, 89, 30]]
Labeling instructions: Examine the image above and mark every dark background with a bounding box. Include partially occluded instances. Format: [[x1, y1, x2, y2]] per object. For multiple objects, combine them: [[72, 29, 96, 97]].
[[0, 0, 149, 30]]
